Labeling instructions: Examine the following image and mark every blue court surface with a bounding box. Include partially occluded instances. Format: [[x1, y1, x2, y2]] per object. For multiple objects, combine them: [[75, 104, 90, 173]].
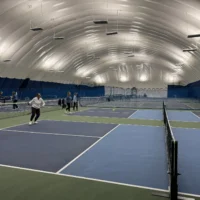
[[128, 110, 163, 120], [0, 120, 116, 172], [167, 111, 200, 122], [60, 125, 168, 190], [69, 108, 136, 118], [173, 128, 200, 195], [0, 120, 199, 196]]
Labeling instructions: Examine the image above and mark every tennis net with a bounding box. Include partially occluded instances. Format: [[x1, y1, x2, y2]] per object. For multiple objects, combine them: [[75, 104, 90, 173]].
[[163, 101, 178, 200], [79, 96, 200, 110], [0, 99, 61, 120]]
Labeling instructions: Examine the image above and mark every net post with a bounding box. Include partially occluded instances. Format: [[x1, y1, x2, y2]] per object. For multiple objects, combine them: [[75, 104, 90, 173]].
[[170, 141, 178, 200]]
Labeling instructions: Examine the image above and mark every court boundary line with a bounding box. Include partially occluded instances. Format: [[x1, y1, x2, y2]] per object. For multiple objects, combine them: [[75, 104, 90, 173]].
[[44, 119, 163, 128], [172, 126, 200, 130], [0, 119, 163, 132], [0, 164, 199, 198], [2, 129, 101, 139], [47, 118, 119, 125], [182, 103, 194, 110], [56, 124, 120, 173], [0, 164, 169, 193], [128, 110, 138, 119], [0, 122, 29, 131], [66, 114, 135, 120], [169, 120, 200, 123], [190, 111, 200, 119]]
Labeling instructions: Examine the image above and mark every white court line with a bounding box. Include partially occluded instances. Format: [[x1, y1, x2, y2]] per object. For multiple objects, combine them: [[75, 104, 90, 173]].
[[127, 110, 138, 119], [128, 110, 139, 119], [0, 164, 168, 193], [171, 126, 200, 130], [190, 111, 200, 119], [0, 164, 200, 198], [47, 119, 162, 127], [181, 102, 195, 109], [3, 129, 101, 139], [169, 119, 200, 123], [56, 124, 120, 173], [0, 122, 29, 131]]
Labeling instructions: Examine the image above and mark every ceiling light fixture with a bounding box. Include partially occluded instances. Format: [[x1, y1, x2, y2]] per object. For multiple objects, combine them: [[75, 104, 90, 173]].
[[53, 36, 64, 40], [30, 27, 43, 31], [49, 70, 64, 73], [3, 59, 11, 62], [106, 10, 119, 36], [93, 20, 108, 24], [187, 34, 200, 38], [183, 48, 197, 52], [106, 31, 118, 35]]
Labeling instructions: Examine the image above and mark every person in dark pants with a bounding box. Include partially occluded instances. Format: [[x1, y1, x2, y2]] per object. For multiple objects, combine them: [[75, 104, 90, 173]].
[[66, 92, 72, 112], [58, 99, 61, 106], [28, 93, 45, 125], [12, 91, 18, 109], [73, 93, 78, 111], [62, 98, 66, 109]]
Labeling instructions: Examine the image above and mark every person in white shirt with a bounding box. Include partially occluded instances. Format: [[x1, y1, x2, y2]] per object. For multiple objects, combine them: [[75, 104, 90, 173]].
[[28, 93, 45, 125], [73, 93, 78, 111]]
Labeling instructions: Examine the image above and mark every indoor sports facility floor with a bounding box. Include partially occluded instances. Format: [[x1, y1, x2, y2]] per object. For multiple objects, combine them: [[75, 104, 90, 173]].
[[0, 107, 200, 200]]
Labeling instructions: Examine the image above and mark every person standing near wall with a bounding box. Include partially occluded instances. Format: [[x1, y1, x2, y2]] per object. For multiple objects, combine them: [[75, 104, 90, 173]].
[[66, 92, 72, 113], [0, 91, 5, 103], [12, 91, 18, 109], [28, 93, 45, 125], [73, 93, 78, 111]]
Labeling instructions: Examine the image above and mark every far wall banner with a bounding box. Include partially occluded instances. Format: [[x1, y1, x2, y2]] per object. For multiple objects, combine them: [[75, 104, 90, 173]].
[[105, 87, 167, 98]]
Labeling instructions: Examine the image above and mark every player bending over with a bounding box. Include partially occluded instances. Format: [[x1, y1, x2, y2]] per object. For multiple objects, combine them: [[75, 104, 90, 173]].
[[29, 93, 45, 125]]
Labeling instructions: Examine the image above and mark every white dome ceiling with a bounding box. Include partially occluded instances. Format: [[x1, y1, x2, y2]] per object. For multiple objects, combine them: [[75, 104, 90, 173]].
[[0, 0, 200, 88]]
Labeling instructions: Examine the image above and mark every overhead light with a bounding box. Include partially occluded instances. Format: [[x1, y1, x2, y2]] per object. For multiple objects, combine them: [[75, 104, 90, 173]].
[[3, 59, 11, 62], [93, 20, 108, 24], [30, 27, 43, 31], [49, 70, 64, 72], [53, 36, 64, 40], [187, 34, 200, 38], [183, 48, 197, 52], [124, 52, 133, 54], [106, 31, 118, 35]]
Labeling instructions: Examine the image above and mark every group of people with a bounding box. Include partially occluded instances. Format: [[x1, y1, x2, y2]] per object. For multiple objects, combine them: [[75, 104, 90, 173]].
[[1, 90, 79, 125], [58, 92, 79, 113], [28, 92, 78, 125]]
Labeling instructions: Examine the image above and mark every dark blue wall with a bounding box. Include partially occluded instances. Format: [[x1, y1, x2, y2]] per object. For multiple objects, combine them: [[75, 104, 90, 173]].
[[168, 85, 189, 98], [0, 77, 105, 99], [168, 80, 200, 99]]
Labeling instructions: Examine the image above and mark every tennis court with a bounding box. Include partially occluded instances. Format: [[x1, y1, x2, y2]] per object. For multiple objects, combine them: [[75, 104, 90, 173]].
[[0, 104, 200, 199], [0, 120, 167, 189]]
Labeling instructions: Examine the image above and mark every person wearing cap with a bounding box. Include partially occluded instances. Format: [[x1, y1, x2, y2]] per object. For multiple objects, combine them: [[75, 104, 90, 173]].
[[28, 93, 45, 125]]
